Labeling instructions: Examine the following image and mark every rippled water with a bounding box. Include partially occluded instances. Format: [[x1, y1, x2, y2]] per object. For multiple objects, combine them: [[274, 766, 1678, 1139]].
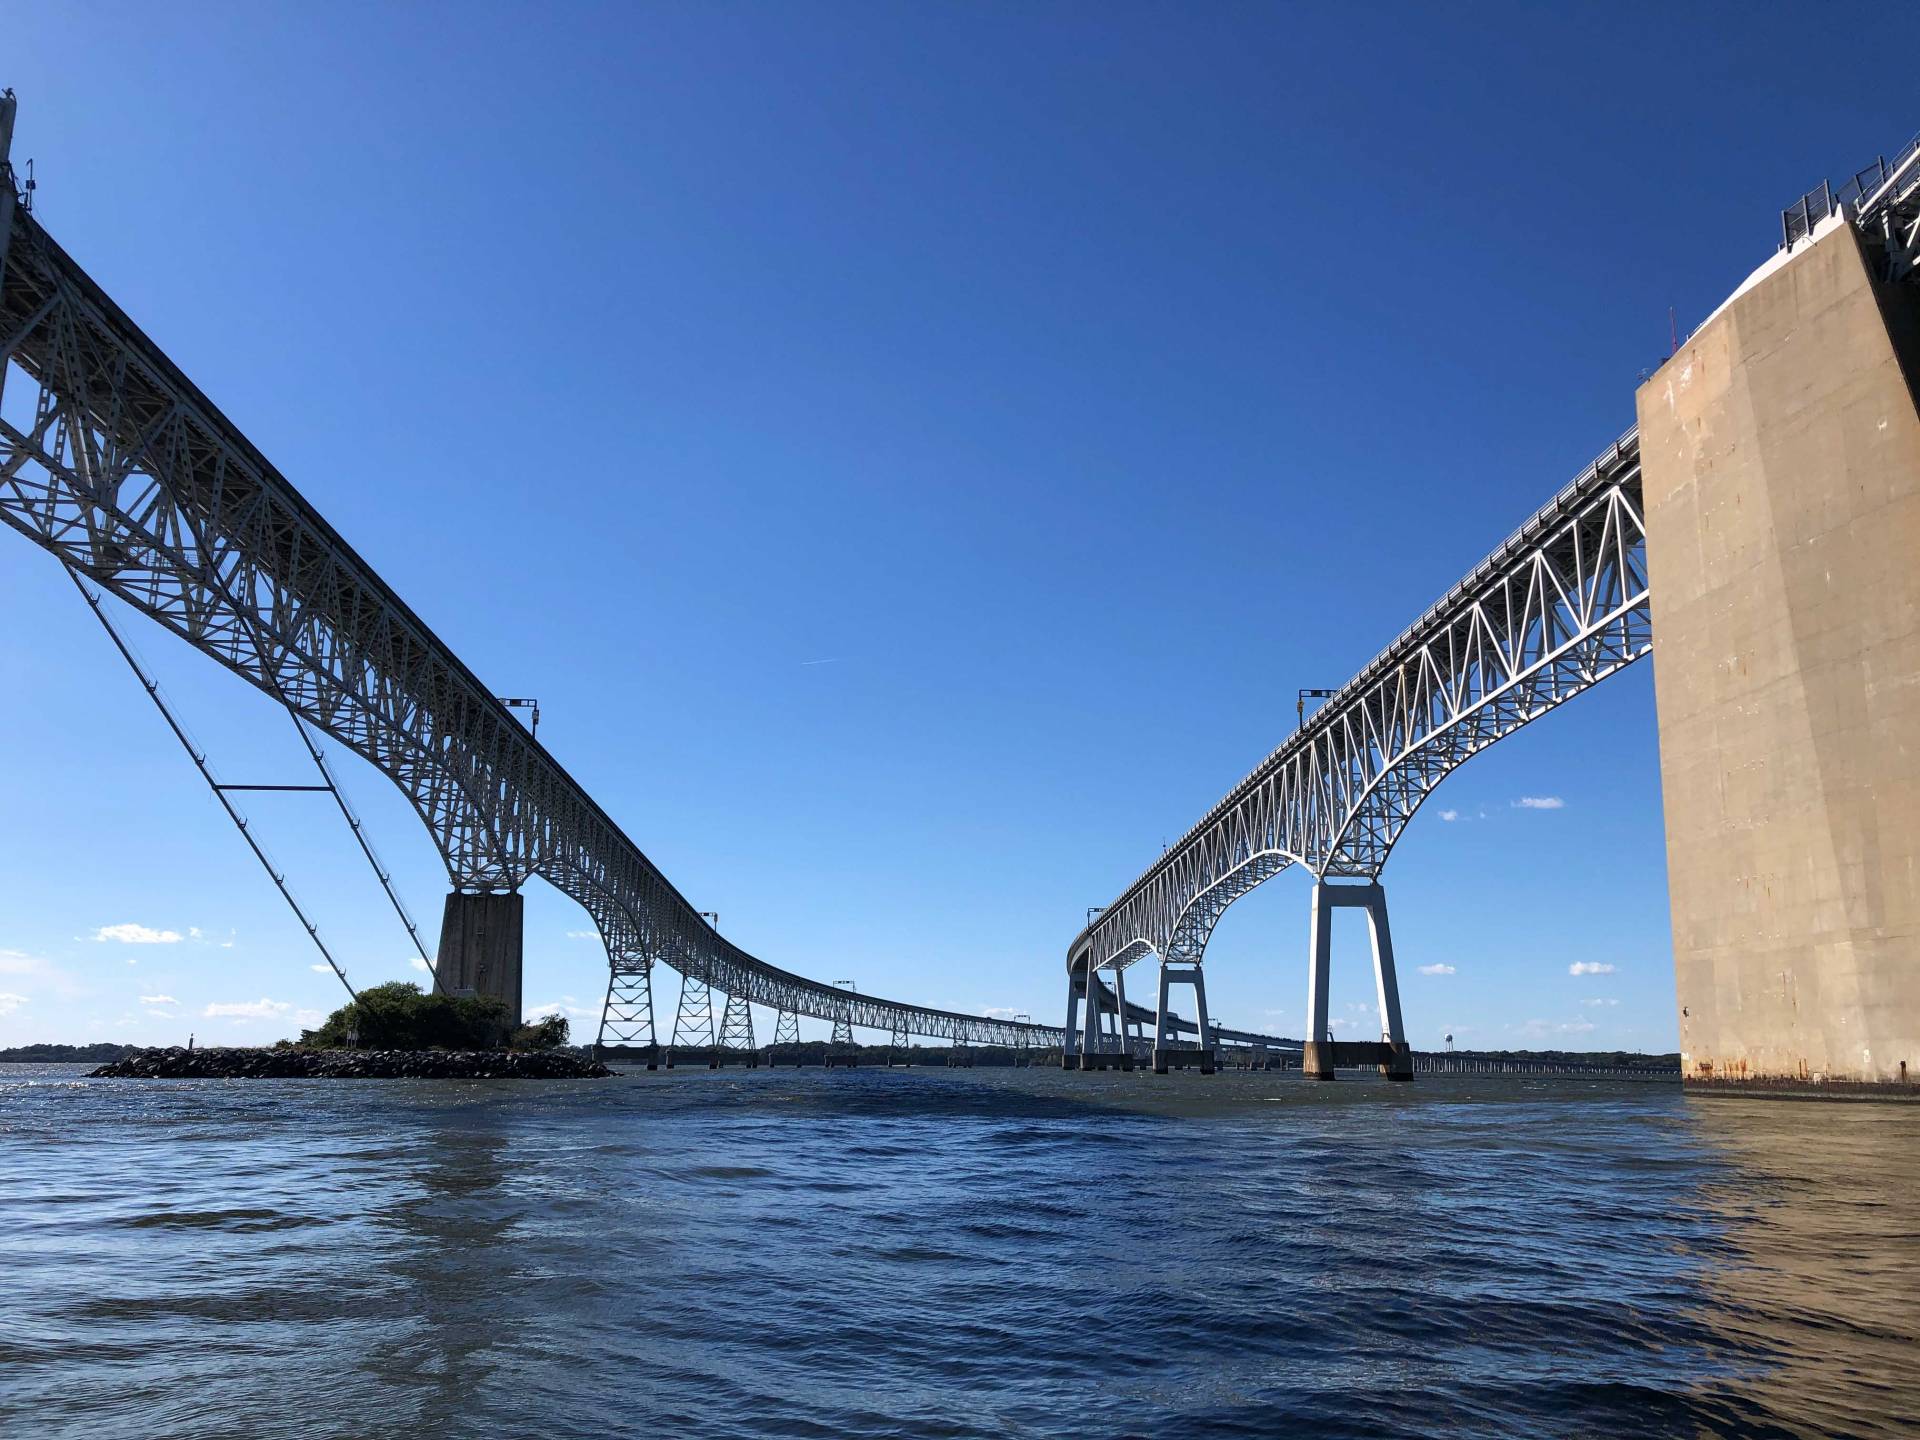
[[2, 1065, 1915, 1438]]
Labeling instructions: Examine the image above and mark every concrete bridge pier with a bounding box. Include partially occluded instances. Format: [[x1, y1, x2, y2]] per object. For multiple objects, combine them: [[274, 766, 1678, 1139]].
[[1151, 961, 1216, 1074], [1302, 880, 1412, 1081], [435, 891, 524, 1027], [1640, 211, 1920, 1093], [1077, 961, 1101, 1068], [1062, 968, 1083, 1070]]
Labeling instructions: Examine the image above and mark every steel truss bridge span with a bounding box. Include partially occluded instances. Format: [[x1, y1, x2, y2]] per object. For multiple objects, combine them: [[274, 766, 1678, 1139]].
[[1069, 430, 1650, 1066], [1064, 126, 1919, 1077], [0, 196, 1059, 1052]]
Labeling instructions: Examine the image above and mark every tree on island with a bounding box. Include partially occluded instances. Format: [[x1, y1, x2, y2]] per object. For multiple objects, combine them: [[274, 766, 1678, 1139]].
[[298, 981, 569, 1052]]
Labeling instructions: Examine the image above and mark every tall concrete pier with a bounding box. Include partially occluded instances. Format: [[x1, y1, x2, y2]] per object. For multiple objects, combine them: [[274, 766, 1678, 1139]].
[[435, 892, 525, 1023], [1638, 217, 1920, 1091]]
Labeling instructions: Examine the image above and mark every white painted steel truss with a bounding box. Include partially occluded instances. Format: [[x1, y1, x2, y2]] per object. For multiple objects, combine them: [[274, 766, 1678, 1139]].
[[0, 153, 1059, 1052], [1074, 432, 1649, 976]]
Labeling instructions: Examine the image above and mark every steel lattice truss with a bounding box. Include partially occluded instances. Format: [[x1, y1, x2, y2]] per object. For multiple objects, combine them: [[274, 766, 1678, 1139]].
[[1076, 433, 1649, 975], [0, 202, 1062, 1050]]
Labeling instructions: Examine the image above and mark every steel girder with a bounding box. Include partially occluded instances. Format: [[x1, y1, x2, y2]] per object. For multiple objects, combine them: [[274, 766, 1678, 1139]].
[[0, 199, 1063, 1050], [1074, 432, 1649, 975]]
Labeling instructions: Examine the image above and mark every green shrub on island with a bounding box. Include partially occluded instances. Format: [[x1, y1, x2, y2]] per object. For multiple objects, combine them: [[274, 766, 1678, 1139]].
[[300, 981, 516, 1051], [509, 1014, 570, 1051]]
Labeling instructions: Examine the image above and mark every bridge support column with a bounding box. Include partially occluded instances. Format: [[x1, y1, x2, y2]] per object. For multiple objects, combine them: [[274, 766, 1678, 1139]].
[[1078, 961, 1101, 1070], [594, 960, 658, 1070], [1365, 888, 1413, 1080], [1639, 214, 1920, 1092], [1303, 880, 1411, 1081], [435, 891, 523, 1028], [1062, 971, 1082, 1070], [1151, 962, 1215, 1074], [1108, 964, 1134, 1069]]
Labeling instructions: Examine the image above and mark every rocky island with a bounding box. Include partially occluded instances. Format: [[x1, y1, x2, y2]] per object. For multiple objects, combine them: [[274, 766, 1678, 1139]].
[[90, 1046, 611, 1079], [89, 981, 611, 1079]]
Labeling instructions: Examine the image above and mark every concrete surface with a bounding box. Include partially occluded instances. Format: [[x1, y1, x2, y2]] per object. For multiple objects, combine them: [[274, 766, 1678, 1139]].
[[1638, 220, 1920, 1090]]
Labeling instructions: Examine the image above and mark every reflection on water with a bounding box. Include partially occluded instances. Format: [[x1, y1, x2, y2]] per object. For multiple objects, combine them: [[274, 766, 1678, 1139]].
[[0, 1064, 1913, 1438], [1683, 1101, 1920, 1438]]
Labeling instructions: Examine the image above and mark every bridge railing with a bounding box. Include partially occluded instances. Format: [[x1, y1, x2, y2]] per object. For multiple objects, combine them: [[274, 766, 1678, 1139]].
[[1781, 132, 1920, 248]]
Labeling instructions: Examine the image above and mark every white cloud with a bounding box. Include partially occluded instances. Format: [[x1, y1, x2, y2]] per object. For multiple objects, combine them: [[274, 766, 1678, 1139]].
[[188, 927, 204, 940], [94, 923, 183, 945], [410, 957, 432, 972], [1438, 809, 1459, 822], [204, 997, 292, 1021], [1558, 1020, 1597, 1034], [1582, 997, 1619, 1008], [1417, 963, 1456, 976], [1514, 796, 1565, 811], [0, 992, 27, 1015], [139, 994, 178, 1006], [982, 1006, 1023, 1019], [564, 930, 597, 941], [310, 963, 332, 973], [1569, 962, 1617, 977], [0, 948, 39, 975]]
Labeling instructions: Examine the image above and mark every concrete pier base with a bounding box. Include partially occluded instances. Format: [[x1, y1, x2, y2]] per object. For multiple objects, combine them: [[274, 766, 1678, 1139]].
[[1303, 881, 1410, 1083], [1301, 1040, 1337, 1080], [1640, 215, 1920, 1092], [435, 891, 523, 1025], [1150, 1046, 1215, 1075], [596, 1042, 659, 1071]]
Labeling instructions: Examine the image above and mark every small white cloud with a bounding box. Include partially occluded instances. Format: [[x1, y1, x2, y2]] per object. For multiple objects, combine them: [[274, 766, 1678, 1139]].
[[1582, 997, 1620, 1008], [564, 930, 597, 941], [1558, 1020, 1597, 1034], [310, 963, 332, 973], [1569, 962, 1616, 977], [982, 1006, 1022, 1019], [204, 997, 293, 1021], [0, 949, 39, 975], [188, 927, 205, 940], [94, 923, 183, 945], [139, 994, 178, 1006], [1514, 796, 1565, 811], [1438, 809, 1459, 822], [1417, 963, 1456, 976], [0, 992, 28, 1015], [410, 957, 431, 972]]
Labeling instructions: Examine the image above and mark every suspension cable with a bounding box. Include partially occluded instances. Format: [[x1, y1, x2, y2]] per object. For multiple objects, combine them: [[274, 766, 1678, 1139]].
[[65, 563, 359, 1002]]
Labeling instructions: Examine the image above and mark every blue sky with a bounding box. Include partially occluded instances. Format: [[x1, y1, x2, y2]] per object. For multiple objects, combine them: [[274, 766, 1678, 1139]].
[[2, 3, 1914, 1052]]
